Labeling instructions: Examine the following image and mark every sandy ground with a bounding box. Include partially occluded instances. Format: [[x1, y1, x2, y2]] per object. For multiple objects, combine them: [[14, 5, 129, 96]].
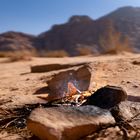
[[0, 53, 140, 139]]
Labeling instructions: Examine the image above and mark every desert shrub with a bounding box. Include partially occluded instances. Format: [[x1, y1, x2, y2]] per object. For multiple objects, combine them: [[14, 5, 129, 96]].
[[76, 47, 94, 56], [102, 35, 132, 54], [0, 52, 8, 57], [41, 50, 69, 57], [98, 22, 133, 54], [7, 50, 36, 62]]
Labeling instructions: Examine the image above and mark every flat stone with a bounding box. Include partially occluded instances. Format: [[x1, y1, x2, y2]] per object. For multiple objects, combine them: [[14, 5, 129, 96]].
[[27, 106, 115, 140], [31, 62, 87, 73], [82, 85, 127, 109]]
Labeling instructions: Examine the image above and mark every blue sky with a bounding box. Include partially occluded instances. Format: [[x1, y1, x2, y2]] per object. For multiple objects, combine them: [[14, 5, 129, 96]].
[[0, 0, 140, 35]]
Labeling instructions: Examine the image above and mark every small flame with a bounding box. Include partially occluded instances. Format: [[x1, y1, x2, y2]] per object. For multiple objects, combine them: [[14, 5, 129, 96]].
[[67, 82, 81, 96]]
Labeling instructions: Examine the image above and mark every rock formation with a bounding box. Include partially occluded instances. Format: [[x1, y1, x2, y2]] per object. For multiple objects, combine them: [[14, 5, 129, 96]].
[[1, 7, 140, 55]]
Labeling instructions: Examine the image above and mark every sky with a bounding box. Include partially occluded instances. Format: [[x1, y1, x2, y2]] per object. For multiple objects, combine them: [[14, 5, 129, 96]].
[[0, 0, 140, 35]]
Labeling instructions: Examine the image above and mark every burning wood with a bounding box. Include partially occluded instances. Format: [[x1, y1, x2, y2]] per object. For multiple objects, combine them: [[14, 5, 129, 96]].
[[36, 81, 92, 105], [65, 82, 92, 104]]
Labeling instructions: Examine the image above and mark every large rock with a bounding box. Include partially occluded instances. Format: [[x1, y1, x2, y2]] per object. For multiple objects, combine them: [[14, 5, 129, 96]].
[[82, 85, 127, 109], [46, 65, 92, 100], [27, 106, 115, 140], [111, 101, 140, 128]]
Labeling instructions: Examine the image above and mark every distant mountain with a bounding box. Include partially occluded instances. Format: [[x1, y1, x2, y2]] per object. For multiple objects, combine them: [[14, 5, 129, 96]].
[[38, 16, 117, 55], [0, 6, 140, 56], [101, 6, 140, 52], [0, 31, 36, 51], [38, 13, 132, 55]]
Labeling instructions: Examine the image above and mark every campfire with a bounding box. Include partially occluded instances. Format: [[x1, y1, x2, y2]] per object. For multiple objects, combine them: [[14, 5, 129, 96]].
[[1, 64, 140, 140], [36, 66, 93, 105], [64, 82, 92, 105], [27, 84, 140, 140]]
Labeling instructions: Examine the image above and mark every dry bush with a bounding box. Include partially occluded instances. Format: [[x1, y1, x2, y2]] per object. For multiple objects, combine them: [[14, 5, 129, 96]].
[[7, 50, 36, 62], [0, 51, 14, 57], [76, 47, 94, 56], [99, 22, 133, 54], [102, 36, 132, 55], [41, 50, 69, 57]]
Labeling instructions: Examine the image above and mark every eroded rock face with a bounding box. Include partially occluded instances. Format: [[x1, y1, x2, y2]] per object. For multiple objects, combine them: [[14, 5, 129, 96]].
[[117, 101, 140, 120], [82, 85, 127, 109], [27, 106, 115, 140], [46, 65, 92, 99], [101, 6, 140, 51], [111, 101, 140, 128], [1, 7, 140, 55]]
